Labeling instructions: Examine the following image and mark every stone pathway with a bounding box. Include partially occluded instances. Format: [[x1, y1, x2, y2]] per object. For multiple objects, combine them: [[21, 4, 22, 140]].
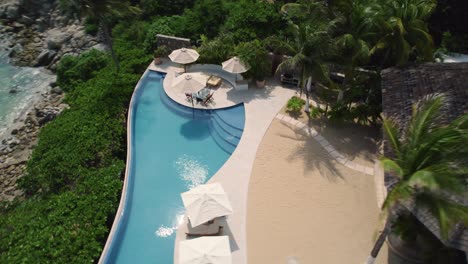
[[275, 113, 375, 176]]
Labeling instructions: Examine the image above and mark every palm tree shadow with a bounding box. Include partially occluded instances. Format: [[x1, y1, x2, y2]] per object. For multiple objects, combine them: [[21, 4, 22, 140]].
[[305, 116, 381, 164], [277, 122, 344, 182]]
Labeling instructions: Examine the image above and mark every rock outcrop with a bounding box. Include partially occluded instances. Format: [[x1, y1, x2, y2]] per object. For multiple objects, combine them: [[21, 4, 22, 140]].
[[0, 0, 102, 70], [0, 85, 68, 202]]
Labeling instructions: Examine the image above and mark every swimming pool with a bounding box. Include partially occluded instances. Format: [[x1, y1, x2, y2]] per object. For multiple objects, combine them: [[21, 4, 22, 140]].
[[101, 71, 245, 263]]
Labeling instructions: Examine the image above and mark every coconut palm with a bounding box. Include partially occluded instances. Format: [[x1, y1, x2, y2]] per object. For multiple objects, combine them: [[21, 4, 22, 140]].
[[331, 0, 381, 101], [366, 95, 468, 263], [370, 0, 436, 67], [277, 0, 339, 89], [59, 0, 140, 72]]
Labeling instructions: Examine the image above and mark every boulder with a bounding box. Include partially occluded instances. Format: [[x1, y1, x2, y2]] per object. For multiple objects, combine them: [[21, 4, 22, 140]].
[[19, 15, 33, 25], [9, 87, 18, 94], [50, 86, 62, 95], [46, 29, 72, 50], [36, 49, 56, 66], [0, 2, 19, 20], [8, 43, 22, 57], [91, 43, 106, 52]]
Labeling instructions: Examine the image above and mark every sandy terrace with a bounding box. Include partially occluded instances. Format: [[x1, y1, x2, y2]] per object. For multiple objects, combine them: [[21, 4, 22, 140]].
[[247, 119, 388, 264]]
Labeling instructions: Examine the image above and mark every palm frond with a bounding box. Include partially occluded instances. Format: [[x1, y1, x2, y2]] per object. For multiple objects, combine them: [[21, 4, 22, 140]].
[[382, 118, 401, 156]]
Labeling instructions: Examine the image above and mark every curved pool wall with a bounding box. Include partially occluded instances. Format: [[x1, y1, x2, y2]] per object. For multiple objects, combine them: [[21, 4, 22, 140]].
[[100, 70, 245, 263]]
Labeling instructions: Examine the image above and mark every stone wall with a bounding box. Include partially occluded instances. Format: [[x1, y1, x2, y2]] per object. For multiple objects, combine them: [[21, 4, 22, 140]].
[[156, 34, 191, 50]]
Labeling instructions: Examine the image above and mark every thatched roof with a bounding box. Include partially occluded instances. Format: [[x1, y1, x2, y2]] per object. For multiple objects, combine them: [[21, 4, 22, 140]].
[[381, 62, 468, 252]]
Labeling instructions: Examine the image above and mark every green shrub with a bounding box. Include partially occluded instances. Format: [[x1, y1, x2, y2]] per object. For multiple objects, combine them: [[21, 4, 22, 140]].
[[286, 96, 305, 113], [113, 20, 150, 45], [197, 35, 234, 64], [143, 16, 186, 52], [309, 106, 323, 119], [139, 0, 195, 17], [223, 0, 286, 43], [0, 164, 123, 263], [56, 50, 109, 92], [1, 23, 149, 263], [235, 40, 271, 80], [182, 0, 226, 40], [84, 17, 99, 35], [153, 45, 170, 58]]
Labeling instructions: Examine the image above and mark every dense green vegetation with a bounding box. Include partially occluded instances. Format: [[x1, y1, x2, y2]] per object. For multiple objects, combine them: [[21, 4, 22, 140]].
[[1, 0, 466, 262], [0, 15, 151, 262]]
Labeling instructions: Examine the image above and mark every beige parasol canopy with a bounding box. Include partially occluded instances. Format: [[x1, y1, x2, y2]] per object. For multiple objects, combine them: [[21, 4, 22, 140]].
[[171, 73, 206, 94], [179, 236, 232, 264], [221, 56, 250, 74], [169, 48, 200, 65], [181, 183, 233, 228]]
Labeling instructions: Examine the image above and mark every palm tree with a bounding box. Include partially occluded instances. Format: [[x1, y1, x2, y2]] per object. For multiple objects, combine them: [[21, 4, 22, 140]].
[[332, 0, 380, 101], [277, 1, 338, 112], [59, 0, 140, 72], [370, 0, 436, 67], [366, 95, 468, 263]]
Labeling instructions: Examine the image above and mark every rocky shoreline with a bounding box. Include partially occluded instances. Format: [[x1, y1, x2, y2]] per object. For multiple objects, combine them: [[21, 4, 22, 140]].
[[0, 0, 103, 202], [0, 87, 67, 202]]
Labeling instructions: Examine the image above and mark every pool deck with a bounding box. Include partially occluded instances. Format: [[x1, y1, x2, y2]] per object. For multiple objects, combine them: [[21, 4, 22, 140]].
[[150, 61, 296, 264]]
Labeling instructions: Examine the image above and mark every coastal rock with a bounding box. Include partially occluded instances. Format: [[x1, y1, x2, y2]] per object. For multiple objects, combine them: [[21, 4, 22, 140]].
[[50, 86, 62, 95], [0, 1, 20, 20], [8, 43, 22, 57], [9, 86, 18, 94], [36, 49, 57, 66], [0, 87, 67, 202], [46, 29, 72, 50]]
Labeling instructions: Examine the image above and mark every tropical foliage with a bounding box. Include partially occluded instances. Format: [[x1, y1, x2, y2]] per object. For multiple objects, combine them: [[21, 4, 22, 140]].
[[59, 0, 141, 71], [1, 0, 465, 262], [367, 95, 468, 261], [286, 96, 306, 114], [0, 20, 151, 263]]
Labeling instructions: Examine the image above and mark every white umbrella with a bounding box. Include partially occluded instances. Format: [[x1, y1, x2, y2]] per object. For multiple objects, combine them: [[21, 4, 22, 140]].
[[181, 183, 233, 228], [222, 57, 250, 82], [179, 236, 232, 264], [169, 48, 200, 72], [171, 73, 206, 94]]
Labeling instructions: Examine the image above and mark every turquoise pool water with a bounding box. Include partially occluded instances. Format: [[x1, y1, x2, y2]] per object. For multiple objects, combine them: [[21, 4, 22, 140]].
[[103, 71, 245, 263]]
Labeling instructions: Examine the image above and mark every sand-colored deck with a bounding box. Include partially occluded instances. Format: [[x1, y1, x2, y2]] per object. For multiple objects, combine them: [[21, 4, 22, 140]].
[[150, 59, 246, 109], [149, 62, 296, 264], [247, 119, 388, 264]]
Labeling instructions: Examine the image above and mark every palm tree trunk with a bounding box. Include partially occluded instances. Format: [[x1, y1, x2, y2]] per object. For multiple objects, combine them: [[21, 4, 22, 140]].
[[100, 21, 120, 72], [366, 219, 391, 264]]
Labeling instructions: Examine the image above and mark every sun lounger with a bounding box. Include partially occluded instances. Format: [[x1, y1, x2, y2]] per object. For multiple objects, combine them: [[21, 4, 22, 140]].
[[185, 218, 223, 237], [207, 75, 222, 88], [186, 226, 223, 237]]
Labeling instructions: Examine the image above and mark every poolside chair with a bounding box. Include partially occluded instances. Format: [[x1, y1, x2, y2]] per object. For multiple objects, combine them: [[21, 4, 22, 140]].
[[185, 93, 193, 102], [201, 93, 214, 106]]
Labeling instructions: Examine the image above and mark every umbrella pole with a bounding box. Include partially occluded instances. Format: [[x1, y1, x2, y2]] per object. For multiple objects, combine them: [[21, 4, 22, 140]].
[[192, 99, 195, 119]]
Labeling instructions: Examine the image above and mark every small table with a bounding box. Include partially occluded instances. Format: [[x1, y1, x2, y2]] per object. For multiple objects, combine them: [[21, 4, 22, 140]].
[[206, 75, 222, 88]]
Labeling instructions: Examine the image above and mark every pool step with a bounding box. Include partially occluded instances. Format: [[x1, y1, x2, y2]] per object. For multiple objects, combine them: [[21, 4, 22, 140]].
[[208, 113, 244, 154], [211, 113, 242, 139], [209, 124, 237, 154], [213, 108, 245, 131]]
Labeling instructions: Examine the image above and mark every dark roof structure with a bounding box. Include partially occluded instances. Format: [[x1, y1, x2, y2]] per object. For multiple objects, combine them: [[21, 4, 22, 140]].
[[381, 62, 468, 252]]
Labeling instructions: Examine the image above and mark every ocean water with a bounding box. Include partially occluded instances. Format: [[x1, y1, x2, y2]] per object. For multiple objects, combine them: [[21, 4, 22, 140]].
[[0, 50, 56, 137]]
